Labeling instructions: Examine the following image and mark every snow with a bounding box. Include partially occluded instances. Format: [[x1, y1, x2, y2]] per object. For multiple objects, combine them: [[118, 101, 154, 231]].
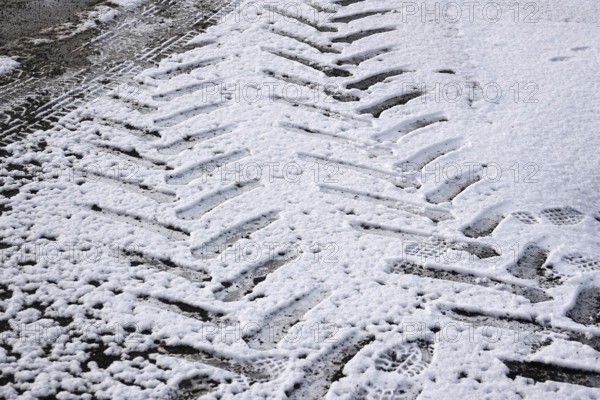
[[0, 0, 599, 398], [0, 56, 19, 77], [108, 0, 147, 11]]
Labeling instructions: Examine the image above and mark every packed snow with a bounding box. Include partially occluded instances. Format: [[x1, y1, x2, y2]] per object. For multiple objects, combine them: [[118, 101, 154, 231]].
[[0, 0, 599, 399]]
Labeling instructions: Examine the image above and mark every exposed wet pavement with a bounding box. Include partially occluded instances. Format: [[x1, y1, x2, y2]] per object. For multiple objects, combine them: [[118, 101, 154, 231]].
[[0, 0, 223, 147]]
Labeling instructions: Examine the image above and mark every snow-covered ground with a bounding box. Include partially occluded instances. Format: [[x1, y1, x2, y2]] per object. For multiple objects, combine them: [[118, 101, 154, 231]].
[[0, 56, 19, 77], [1, 0, 599, 399]]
